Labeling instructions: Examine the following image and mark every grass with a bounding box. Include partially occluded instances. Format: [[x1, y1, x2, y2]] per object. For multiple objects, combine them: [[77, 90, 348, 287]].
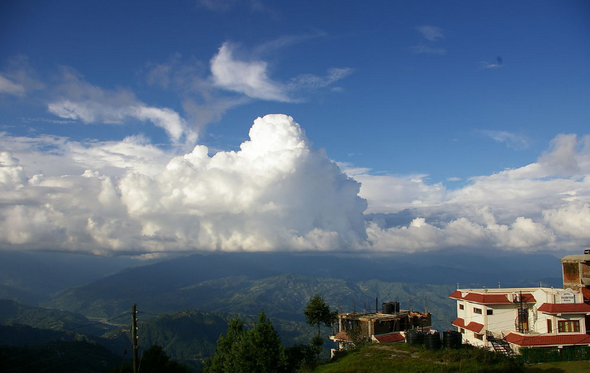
[[312, 343, 522, 373], [523, 360, 590, 373]]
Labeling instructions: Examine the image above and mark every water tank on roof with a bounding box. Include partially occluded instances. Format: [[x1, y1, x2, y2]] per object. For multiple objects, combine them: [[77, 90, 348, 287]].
[[382, 301, 400, 314], [382, 302, 393, 314]]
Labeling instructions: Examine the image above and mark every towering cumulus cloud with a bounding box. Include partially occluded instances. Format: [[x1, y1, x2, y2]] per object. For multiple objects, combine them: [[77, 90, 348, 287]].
[[0, 115, 367, 255]]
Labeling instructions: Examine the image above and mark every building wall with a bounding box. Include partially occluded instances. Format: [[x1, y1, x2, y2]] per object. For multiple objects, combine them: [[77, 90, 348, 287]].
[[454, 287, 590, 351], [485, 304, 516, 334]]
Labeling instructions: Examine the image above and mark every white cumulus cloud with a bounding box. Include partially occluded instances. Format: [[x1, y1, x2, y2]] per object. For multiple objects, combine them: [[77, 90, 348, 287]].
[[0, 115, 367, 255], [2, 113, 590, 256], [358, 134, 590, 253]]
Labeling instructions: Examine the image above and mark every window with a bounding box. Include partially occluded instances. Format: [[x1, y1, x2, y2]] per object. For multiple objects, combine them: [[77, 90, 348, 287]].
[[474, 308, 482, 314], [486, 309, 493, 315], [459, 304, 464, 310], [558, 320, 580, 333], [474, 333, 484, 340], [460, 328, 465, 334], [547, 319, 552, 333]]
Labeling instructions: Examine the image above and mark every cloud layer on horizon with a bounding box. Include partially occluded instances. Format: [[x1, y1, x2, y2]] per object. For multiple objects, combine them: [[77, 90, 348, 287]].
[[1, 115, 589, 256], [348, 134, 590, 253]]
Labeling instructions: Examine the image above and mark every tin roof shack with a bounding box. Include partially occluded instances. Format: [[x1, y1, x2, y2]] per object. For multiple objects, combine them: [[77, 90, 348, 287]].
[[561, 252, 590, 302], [330, 303, 432, 351]]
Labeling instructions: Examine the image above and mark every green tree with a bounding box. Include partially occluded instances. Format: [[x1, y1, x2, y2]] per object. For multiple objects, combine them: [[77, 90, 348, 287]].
[[204, 311, 286, 373], [303, 294, 337, 360], [304, 294, 337, 339], [204, 318, 246, 373], [114, 345, 190, 373], [247, 311, 287, 373]]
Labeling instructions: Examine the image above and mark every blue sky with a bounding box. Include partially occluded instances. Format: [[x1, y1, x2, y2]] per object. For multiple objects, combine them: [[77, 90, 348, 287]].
[[0, 0, 589, 256]]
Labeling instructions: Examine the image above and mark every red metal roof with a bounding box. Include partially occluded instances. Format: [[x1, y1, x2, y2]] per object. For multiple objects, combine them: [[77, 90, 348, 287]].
[[449, 290, 463, 299], [332, 331, 352, 342], [537, 303, 590, 314], [505, 333, 590, 347], [463, 293, 511, 304], [452, 317, 484, 333], [449, 291, 536, 304], [374, 333, 406, 343]]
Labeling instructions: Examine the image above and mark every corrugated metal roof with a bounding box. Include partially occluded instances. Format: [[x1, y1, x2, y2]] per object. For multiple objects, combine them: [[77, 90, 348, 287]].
[[374, 333, 406, 343]]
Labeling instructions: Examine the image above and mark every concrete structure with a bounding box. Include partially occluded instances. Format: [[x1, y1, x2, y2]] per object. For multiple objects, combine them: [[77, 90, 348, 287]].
[[561, 252, 590, 300], [450, 252, 590, 353], [330, 305, 431, 351], [450, 287, 590, 353]]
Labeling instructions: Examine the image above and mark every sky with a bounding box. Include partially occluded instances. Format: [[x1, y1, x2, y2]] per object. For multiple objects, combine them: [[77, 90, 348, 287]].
[[0, 0, 589, 257]]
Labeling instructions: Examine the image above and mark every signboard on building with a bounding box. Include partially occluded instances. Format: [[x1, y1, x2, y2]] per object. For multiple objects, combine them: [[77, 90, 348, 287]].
[[560, 288, 575, 304]]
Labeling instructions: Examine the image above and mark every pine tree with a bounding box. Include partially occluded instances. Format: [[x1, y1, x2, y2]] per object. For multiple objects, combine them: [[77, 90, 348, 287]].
[[204, 311, 286, 373]]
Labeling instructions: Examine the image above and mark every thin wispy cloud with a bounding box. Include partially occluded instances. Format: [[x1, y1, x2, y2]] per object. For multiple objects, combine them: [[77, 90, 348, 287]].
[[479, 130, 530, 150], [210, 42, 293, 102], [480, 56, 504, 69], [197, 0, 239, 12], [416, 26, 445, 42], [198, 0, 280, 20], [409, 45, 447, 55], [0, 56, 44, 97], [47, 70, 196, 146], [0, 75, 26, 96], [254, 31, 326, 56], [289, 68, 354, 90], [411, 25, 447, 55]]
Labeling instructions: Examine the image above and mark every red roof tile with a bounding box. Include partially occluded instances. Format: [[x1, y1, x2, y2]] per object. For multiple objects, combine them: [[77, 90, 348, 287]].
[[449, 290, 463, 299], [452, 317, 484, 333], [505, 333, 590, 347], [450, 291, 536, 304], [537, 303, 590, 314], [582, 287, 590, 301], [463, 293, 511, 304], [332, 331, 352, 342], [520, 293, 536, 303], [374, 333, 405, 343]]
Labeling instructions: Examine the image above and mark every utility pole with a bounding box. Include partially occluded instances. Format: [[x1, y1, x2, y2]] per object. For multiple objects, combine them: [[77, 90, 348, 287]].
[[132, 304, 138, 373]]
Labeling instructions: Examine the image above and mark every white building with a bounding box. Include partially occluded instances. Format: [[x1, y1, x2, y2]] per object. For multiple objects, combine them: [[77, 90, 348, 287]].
[[449, 287, 590, 353]]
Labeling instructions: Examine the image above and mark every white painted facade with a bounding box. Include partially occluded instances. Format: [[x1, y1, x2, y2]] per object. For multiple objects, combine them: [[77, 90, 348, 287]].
[[450, 287, 590, 352]]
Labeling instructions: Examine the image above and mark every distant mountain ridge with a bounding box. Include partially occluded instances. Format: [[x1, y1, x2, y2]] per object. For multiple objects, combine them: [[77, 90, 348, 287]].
[[41, 250, 563, 330]]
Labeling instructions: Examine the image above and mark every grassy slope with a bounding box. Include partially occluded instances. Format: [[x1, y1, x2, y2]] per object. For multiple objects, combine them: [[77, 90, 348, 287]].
[[313, 344, 590, 373], [313, 344, 523, 373], [524, 361, 590, 373]]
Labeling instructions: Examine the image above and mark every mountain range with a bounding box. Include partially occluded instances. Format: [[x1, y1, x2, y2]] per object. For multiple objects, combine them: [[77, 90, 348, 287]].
[[0, 249, 565, 370]]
